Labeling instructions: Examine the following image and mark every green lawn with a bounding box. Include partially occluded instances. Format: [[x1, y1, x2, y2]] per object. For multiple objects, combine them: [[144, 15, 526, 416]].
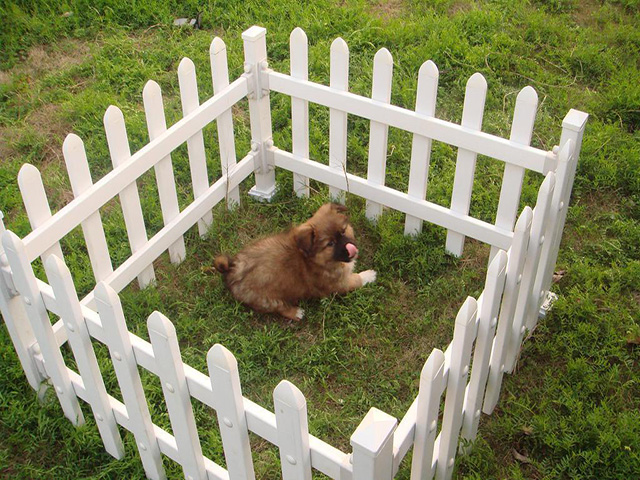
[[1, 1, 639, 478]]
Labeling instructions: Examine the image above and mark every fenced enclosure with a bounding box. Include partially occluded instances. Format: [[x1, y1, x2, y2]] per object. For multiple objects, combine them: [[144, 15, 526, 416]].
[[0, 24, 588, 480]]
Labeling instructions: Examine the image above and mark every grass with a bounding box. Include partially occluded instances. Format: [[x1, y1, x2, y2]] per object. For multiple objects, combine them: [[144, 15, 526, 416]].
[[1, 0, 639, 478]]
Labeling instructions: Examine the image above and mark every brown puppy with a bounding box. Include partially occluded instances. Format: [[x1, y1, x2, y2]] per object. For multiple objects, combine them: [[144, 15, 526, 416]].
[[214, 203, 376, 320]]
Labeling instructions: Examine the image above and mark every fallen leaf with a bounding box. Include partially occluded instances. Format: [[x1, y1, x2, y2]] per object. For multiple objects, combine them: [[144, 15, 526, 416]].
[[512, 449, 532, 464]]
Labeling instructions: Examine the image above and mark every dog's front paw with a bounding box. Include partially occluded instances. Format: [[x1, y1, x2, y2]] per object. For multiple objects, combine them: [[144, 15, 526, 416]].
[[359, 270, 377, 286], [295, 307, 305, 321]]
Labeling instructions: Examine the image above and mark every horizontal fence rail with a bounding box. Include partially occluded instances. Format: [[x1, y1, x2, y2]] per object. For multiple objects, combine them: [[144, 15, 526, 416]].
[[0, 24, 588, 480]]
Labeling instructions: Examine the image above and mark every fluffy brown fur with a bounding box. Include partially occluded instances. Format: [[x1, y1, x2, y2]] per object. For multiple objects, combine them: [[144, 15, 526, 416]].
[[214, 203, 376, 320]]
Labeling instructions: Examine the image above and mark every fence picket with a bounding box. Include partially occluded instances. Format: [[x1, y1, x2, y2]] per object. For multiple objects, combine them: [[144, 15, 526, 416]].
[[489, 86, 538, 264], [2, 232, 85, 425], [211, 37, 241, 207], [482, 207, 532, 414], [460, 250, 507, 446], [45, 255, 124, 459], [351, 407, 397, 479], [143, 81, 187, 264], [18, 164, 64, 265], [104, 105, 155, 288], [405, 61, 439, 236], [329, 37, 349, 203], [290, 28, 310, 198], [365, 48, 394, 221], [208, 344, 255, 480], [148, 312, 207, 480], [436, 297, 477, 480], [178, 57, 214, 236], [445, 73, 487, 257], [94, 282, 165, 479], [63, 134, 114, 282], [504, 173, 556, 372], [274, 380, 312, 480], [242, 26, 277, 201], [411, 348, 445, 480]]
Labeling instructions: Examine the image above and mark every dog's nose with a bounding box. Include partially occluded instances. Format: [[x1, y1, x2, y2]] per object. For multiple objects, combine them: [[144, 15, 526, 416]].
[[345, 243, 358, 259]]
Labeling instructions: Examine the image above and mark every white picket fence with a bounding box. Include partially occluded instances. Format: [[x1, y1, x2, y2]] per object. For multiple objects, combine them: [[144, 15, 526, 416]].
[[0, 25, 588, 479]]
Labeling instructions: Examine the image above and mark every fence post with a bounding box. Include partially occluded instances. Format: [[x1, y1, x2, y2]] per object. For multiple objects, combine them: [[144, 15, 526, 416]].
[[404, 60, 439, 236], [142, 81, 187, 264], [536, 109, 588, 309], [63, 134, 114, 281], [104, 105, 155, 288], [2, 232, 85, 426], [0, 225, 45, 391], [483, 207, 532, 414], [445, 73, 487, 257], [45, 255, 124, 459], [242, 26, 277, 202], [148, 312, 207, 480], [410, 348, 445, 480], [351, 407, 397, 480], [178, 57, 214, 236], [489, 86, 538, 264], [365, 48, 393, 222], [211, 37, 241, 207], [18, 164, 64, 266], [460, 251, 507, 447], [290, 28, 310, 198], [274, 380, 313, 480], [207, 344, 256, 480], [504, 173, 556, 373], [436, 296, 477, 480], [94, 282, 165, 479], [329, 37, 349, 203]]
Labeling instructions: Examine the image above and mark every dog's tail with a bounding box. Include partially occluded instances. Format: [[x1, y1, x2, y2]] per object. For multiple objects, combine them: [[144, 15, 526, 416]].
[[214, 255, 233, 274]]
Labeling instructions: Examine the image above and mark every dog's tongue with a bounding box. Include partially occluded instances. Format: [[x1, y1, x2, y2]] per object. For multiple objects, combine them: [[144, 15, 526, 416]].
[[346, 243, 358, 259]]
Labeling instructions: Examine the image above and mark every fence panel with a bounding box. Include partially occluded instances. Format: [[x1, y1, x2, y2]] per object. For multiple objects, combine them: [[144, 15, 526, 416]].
[[365, 48, 394, 221], [483, 207, 532, 414], [460, 251, 507, 445], [505, 173, 556, 372], [404, 60, 439, 236], [351, 407, 397, 480], [2, 232, 84, 425], [208, 345, 256, 480], [45, 255, 124, 459], [274, 380, 313, 480], [143, 80, 187, 264], [211, 37, 241, 207], [489, 86, 538, 264], [95, 282, 165, 479], [18, 164, 64, 265], [446, 73, 487, 257], [436, 296, 477, 480], [63, 134, 114, 281], [410, 348, 445, 480], [290, 28, 310, 198], [329, 37, 350, 203], [178, 57, 214, 236], [104, 105, 155, 288], [148, 312, 208, 480]]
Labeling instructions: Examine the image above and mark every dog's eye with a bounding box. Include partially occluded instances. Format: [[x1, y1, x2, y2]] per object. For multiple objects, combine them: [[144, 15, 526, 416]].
[[327, 240, 335, 247]]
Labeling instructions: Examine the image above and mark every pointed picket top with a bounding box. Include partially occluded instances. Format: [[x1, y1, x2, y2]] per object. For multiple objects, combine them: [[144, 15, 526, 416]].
[[420, 347, 445, 384], [514, 205, 533, 234], [536, 170, 556, 204], [557, 137, 574, 165], [274, 380, 306, 410], [487, 249, 508, 282], [17, 163, 43, 191], [374, 47, 393, 67], [466, 71, 487, 91], [418, 59, 439, 80], [62, 133, 85, 162], [207, 343, 239, 375], [416, 60, 439, 114], [142, 79, 162, 102], [516, 85, 538, 107], [103, 104, 126, 130], [210, 36, 226, 56], [178, 56, 196, 77], [147, 309, 177, 339], [290, 26, 307, 44], [455, 296, 478, 327], [331, 36, 349, 56]]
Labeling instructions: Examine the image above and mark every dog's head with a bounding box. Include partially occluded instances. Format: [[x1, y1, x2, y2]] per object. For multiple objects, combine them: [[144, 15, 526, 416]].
[[294, 203, 358, 263]]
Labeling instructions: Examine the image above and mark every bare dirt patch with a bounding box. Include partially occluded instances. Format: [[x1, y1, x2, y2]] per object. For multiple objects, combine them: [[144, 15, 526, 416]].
[[369, 0, 406, 20]]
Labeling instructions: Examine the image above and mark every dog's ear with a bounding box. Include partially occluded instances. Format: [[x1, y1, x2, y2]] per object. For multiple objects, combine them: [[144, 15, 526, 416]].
[[294, 224, 316, 257], [330, 203, 348, 214]]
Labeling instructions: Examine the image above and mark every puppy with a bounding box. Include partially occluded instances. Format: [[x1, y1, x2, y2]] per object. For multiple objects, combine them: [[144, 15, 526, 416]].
[[214, 203, 376, 320]]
